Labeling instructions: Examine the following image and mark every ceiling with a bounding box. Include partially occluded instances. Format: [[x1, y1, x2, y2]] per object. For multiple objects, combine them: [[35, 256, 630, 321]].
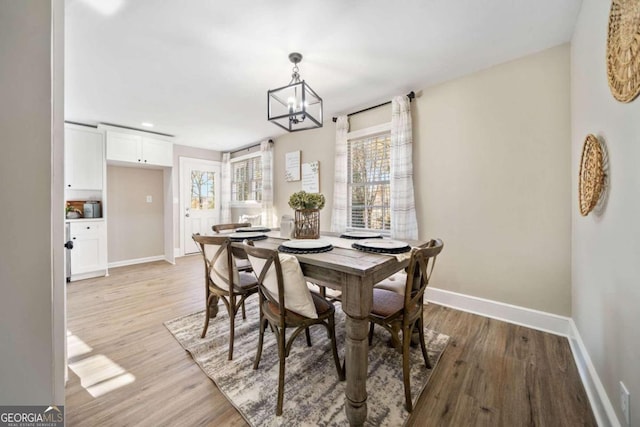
[[65, 0, 582, 151]]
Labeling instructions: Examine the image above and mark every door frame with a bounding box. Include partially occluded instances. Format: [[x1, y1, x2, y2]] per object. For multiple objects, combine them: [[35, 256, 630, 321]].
[[178, 156, 222, 257]]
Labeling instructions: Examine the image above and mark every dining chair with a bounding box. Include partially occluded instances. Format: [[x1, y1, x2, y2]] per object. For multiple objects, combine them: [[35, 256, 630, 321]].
[[192, 234, 259, 360], [368, 238, 444, 412], [212, 222, 253, 272], [242, 240, 344, 416]]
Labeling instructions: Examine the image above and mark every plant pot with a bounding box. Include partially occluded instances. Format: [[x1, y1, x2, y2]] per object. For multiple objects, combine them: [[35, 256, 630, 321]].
[[294, 209, 320, 239]]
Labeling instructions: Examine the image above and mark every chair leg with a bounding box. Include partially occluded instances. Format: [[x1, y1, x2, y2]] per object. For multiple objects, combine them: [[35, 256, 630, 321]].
[[418, 316, 431, 369], [228, 306, 235, 360], [368, 321, 374, 345], [328, 315, 345, 381], [305, 327, 312, 347], [254, 317, 267, 369], [402, 324, 413, 413], [276, 327, 286, 416], [241, 300, 247, 319], [201, 295, 213, 338]]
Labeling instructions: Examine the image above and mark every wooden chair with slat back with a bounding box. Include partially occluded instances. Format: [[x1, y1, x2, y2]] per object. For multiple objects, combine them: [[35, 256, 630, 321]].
[[242, 240, 344, 416], [212, 222, 253, 272], [192, 234, 258, 360], [368, 238, 444, 412]]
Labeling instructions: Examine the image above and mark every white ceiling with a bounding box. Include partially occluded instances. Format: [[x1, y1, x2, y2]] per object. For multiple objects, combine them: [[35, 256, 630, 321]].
[[65, 0, 582, 151]]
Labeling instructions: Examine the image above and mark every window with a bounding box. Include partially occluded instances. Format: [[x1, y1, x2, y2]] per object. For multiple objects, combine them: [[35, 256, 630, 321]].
[[347, 133, 391, 232], [231, 155, 262, 202], [190, 170, 215, 210]]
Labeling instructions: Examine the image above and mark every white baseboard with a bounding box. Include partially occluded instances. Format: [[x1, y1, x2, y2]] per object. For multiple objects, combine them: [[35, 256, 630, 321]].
[[108, 255, 166, 269], [174, 247, 182, 258], [568, 320, 621, 427], [425, 287, 571, 336], [425, 287, 619, 426]]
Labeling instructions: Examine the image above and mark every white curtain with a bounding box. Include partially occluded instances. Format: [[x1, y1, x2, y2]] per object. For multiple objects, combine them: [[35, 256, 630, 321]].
[[331, 116, 349, 232], [260, 140, 274, 227], [220, 152, 232, 223], [390, 95, 418, 239]]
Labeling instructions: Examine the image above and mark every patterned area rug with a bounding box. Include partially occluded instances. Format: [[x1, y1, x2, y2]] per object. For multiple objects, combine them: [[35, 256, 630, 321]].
[[164, 298, 449, 426]]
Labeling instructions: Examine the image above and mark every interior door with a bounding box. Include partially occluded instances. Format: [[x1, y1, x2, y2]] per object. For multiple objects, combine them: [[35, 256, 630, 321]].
[[181, 158, 221, 255]]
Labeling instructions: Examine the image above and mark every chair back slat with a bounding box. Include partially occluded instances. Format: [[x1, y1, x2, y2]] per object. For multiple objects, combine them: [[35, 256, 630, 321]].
[[192, 234, 238, 294], [404, 239, 444, 311], [243, 241, 287, 324], [212, 222, 251, 233]]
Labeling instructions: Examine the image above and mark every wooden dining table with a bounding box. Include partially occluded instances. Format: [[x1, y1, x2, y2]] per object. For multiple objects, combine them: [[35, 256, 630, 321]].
[[241, 233, 429, 426]]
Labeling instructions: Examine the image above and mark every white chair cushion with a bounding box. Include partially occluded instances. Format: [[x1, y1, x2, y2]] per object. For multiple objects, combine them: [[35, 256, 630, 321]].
[[248, 253, 317, 319], [374, 272, 407, 295], [204, 243, 240, 288]]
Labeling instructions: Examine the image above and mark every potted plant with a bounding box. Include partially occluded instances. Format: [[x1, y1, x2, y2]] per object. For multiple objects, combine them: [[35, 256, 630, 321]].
[[288, 191, 325, 239]]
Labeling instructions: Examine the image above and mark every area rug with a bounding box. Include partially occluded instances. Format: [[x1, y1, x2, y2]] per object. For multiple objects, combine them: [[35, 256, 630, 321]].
[[164, 298, 449, 426]]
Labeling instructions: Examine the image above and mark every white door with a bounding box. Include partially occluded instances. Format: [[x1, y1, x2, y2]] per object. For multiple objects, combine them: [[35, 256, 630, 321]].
[[181, 158, 221, 255]]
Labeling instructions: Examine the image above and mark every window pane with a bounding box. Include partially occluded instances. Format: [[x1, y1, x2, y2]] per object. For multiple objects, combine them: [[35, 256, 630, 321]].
[[191, 171, 215, 210], [347, 134, 391, 231], [231, 156, 263, 202]]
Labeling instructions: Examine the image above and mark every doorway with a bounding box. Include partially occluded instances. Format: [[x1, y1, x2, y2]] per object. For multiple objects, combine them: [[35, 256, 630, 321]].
[[179, 157, 221, 255]]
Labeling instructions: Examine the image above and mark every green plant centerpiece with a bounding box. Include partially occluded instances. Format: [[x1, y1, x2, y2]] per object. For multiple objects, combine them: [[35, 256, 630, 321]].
[[288, 191, 325, 239]]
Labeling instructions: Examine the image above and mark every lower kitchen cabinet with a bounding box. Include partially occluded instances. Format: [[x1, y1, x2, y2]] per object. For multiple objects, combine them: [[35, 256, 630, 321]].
[[69, 220, 107, 280]]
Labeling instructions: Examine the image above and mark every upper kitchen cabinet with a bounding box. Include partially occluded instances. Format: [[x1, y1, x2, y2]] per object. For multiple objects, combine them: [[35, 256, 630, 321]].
[[65, 125, 104, 190], [106, 130, 173, 167]]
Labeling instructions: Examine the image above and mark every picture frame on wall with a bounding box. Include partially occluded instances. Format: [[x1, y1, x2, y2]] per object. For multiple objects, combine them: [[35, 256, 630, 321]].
[[301, 161, 320, 193], [285, 150, 301, 182]]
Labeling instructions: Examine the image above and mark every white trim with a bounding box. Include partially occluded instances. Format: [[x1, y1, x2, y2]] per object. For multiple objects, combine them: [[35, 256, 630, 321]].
[[108, 255, 166, 269], [568, 320, 621, 427], [425, 287, 571, 337], [174, 247, 181, 258], [346, 122, 391, 141], [230, 150, 261, 163]]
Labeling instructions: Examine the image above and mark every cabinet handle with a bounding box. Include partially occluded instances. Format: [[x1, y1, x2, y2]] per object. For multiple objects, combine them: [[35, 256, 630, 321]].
[[86, 226, 91, 229], [144, 159, 147, 163], [138, 159, 141, 162], [67, 184, 71, 187], [73, 237, 76, 240]]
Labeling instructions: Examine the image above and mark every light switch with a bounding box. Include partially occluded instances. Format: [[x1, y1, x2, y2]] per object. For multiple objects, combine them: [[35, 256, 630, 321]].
[[146, 195, 152, 203]]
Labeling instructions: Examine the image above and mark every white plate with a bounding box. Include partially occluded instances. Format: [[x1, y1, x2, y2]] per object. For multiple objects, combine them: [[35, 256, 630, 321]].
[[355, 239, 409, 250], [341, 231, 382, 239], [235, 226, 271, 232], [280, 239, 332, 250], [227, 232, 266, 239]]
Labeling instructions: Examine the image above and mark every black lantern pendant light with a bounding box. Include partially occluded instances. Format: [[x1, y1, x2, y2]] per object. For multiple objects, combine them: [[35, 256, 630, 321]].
[[267, 52, 323, 132]]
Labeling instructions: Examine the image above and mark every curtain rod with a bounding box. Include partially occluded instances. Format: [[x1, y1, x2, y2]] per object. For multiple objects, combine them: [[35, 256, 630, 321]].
[[229, 139, 273, 155], [331, 91, 415, 123]]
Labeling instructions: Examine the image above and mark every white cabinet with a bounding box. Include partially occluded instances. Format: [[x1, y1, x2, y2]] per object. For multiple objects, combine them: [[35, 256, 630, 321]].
[[65, 126, 104, 190], [106, 131, 173, 167], [69, 220, 107, 279]]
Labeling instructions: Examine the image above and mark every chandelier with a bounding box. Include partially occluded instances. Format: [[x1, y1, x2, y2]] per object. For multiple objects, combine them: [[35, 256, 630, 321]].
[[267, 52, 323, 132]]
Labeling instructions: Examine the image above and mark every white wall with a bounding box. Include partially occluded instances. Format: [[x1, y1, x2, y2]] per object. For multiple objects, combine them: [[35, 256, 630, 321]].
[[571, 1, 640, 425], [0, 0, 64, 404], [273, 44, 572, 316]]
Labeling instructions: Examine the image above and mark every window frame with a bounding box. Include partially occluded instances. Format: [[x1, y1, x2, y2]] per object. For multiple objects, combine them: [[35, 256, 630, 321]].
[[230, 151, 263, 207], [345, 122, 392, 236]]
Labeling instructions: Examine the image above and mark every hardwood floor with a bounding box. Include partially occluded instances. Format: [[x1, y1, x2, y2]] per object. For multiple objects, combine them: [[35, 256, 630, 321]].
[[65, 255, 596, 426]]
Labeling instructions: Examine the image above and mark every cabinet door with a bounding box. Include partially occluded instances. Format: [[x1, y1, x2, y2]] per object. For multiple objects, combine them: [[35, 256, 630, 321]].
[[70, 221, 107, 275], [65, 127, 104, 190], [142, 137, 173, 166], [106, 131, 142, 163]]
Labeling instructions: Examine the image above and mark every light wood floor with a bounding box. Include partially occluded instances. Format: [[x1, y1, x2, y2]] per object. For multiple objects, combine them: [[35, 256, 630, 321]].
[[65, 255, 596, 426]]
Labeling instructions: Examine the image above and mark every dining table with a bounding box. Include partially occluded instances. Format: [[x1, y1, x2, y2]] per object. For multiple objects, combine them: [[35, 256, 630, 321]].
[[234, 232, 429, 426]]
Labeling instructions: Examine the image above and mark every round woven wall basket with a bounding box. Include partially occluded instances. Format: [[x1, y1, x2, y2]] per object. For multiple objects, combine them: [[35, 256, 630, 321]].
[[607, 0, 640, 102], [578, 134, 605, 216]]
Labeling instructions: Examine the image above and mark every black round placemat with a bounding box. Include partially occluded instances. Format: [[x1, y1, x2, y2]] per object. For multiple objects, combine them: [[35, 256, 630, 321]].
[[340, 233, 383, 240], [229, 235, 268, 242], [351, 242, 411, 254], [278, 244, 333, 254]]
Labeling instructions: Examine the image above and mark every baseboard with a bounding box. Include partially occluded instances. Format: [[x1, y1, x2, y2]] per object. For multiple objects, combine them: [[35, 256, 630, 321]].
[[108, 255, 166, 269], [425, 287, 571, 336], [174, 247, 181, 258], [568, 320, 620, 427]]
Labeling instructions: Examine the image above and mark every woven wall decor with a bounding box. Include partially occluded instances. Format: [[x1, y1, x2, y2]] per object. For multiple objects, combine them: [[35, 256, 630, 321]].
[[578, 134, 605, 216], [607, 0, 640, 102]]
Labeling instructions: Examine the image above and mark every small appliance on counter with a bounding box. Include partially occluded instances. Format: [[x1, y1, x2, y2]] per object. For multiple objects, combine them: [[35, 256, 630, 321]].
[[83, 201, 102, 218]]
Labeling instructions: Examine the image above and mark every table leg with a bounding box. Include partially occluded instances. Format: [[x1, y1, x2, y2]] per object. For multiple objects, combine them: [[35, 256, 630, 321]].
[[344, 314, 369, 426]]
